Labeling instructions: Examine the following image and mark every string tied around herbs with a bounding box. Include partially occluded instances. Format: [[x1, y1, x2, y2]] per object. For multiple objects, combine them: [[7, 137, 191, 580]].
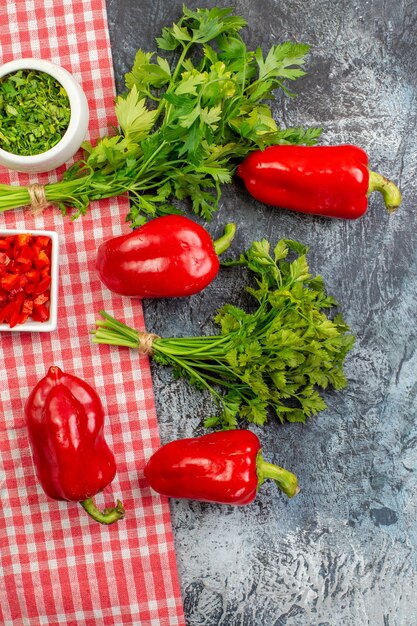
[[27, 183, 50, 216], [137, 331, 160, 356]]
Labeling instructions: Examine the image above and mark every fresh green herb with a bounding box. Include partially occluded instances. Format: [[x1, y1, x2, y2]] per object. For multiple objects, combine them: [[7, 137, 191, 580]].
[[0, 6, 320, 224], [91, 238, 354, 429], [0, 70, 70, 156]]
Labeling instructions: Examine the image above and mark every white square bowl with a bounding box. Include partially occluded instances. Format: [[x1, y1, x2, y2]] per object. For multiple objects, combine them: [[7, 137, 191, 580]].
[[0, 229, 59, 332]]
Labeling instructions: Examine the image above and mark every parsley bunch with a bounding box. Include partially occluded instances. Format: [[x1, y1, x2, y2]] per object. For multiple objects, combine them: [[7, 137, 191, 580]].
[[91, 238, 354, 429], [0, 6, 320, 225]]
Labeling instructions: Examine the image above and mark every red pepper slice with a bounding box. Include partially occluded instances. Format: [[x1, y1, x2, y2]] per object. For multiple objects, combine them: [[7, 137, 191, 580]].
[[34, 250, 50, 270], [19, 299, 34, 324], [19, 275, 29, 290], [6, 259, 16, 273], [14, 233, 32, 248], [1, 273, 20, 292], [35, 236, 50, 249], [34, 276, 51, 295], [0, 259, 10, 277], [33, 293, 49, 306], [0, 252, 10, 266], [16, 244, 33, 260], [0, 300, 18, 324], [26, 269, 41, 284], [32, 303, 50, 322], [9, 293, 25, 328], [17, 259, 32, 272]]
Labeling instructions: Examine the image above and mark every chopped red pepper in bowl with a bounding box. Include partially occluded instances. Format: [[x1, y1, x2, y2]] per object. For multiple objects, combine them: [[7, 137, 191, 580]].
[[0, 229, 58, 332]]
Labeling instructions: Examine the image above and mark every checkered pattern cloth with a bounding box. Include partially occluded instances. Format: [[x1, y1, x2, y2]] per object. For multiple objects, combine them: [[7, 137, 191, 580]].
[[0, 1, 185, 624]]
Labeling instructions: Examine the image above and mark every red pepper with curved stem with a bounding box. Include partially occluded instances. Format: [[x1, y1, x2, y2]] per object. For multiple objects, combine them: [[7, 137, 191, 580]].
[[96, 215, 236, 298], [25, 366, 125, 525], [237, 144, 402, 219], [144, 430, 299, 505]]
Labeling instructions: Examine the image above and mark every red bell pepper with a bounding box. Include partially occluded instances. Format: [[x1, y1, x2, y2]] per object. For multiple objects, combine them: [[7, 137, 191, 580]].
[[96, 215, 236, 298], [237, 144, 402, 219], [144, 430, 299, 505], [25, 366, 125, 525]]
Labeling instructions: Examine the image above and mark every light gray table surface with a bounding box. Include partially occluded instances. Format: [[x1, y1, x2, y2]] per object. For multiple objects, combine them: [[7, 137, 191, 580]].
[[106, 1, 417, 624]]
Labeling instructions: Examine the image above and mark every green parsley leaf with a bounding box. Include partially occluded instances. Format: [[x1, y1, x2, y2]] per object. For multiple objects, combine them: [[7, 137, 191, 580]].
[[115, 85, 158, 142], [125, 50, 171, 95]]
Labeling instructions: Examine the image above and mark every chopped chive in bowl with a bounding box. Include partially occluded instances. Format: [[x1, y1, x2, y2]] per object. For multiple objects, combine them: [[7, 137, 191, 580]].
[[0, 69, 71, 156]]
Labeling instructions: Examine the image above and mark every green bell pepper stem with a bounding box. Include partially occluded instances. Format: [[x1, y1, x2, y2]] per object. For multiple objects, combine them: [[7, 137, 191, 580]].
[[368, 170, 402, 214], [80, 497, 125, 525], [213, 223, 237, 256], [257, 452, 300, 498]]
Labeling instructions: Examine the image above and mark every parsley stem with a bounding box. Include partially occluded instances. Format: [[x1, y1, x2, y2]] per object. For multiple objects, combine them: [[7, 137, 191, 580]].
[[136, 141, 168, 177], [155, 40, 194, 125], [156, 340, 231, 357], [158, 353, 224, 403]]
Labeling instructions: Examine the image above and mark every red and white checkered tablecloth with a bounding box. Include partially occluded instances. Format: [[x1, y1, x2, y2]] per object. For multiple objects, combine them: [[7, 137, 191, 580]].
[[0, 1, 185, 624]]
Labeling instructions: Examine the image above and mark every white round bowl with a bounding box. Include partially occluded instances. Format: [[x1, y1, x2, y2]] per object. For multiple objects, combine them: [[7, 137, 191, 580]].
[[0, 58, 89, 173]]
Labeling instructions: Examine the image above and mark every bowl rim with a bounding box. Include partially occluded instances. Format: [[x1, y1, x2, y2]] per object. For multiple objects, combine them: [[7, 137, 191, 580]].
[[0, 57, 85, 163], [0, 228, 59, 333]]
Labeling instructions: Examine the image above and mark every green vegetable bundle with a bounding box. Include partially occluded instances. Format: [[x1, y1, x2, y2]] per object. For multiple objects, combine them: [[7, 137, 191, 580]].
[[0, 6, 320, 225], [91, 238, 354, 429]]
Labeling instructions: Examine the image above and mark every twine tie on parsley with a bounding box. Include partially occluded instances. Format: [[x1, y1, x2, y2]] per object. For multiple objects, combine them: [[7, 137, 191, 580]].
[[137, 331, 160, 355], [27, 183, 50, 216]]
